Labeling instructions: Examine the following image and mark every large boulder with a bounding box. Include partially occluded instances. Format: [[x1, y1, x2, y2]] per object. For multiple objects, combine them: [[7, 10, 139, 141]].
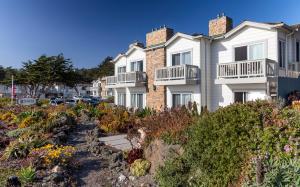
[[144, 139, 183, 174]]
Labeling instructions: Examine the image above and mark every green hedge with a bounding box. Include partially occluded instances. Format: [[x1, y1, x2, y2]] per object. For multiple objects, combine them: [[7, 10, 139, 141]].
[[156, 101, 300, 187]]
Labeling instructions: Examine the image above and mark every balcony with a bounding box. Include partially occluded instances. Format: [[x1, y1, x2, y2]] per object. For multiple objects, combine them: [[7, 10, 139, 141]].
[[105, 72, 147, 88], [154, 64, 200, 85], [278, 62, 300, 78], [215, 59, 277, 84]]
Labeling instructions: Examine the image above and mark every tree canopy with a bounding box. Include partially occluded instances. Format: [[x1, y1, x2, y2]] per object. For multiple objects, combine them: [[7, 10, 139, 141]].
[[0, 55, 114, 98]]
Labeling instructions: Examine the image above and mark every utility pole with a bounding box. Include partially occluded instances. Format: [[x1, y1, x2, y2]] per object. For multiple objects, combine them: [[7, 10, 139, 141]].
[[11, 75, 14, 105]]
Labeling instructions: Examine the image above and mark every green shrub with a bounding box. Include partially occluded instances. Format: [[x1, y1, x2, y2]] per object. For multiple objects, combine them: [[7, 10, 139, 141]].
[[130, 159, 151, 177], [19, 166, 35, 183], [6, 128, 30, 138], [155, 157, 190, 187], [156, 101, 280, 187]]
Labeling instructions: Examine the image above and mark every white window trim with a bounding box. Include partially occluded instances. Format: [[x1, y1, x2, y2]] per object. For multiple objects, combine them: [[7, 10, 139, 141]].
[[170, 49, 193, 66], [278, 40, 286, 68], [117, 66, 126, 74], [130, 93, 144, 108], [233, 91, 248, 104], [117, 92, 126, 106], [130, 59, 144, 72], [232, 40, 267, 62], [171, 92, 193, 107]]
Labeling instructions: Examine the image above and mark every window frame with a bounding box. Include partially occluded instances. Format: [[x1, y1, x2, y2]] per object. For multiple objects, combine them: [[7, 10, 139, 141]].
[[233, 42, 265, 62], [117, 93, 126, 106], [171, 93, 192, 107], [117, 66, 126, 74], [130, 93, 144, 109], [234, 91, 248, 104], [278, 40, 286, 68], [130, 60, 144, 72], [170, 49, 193, 66]]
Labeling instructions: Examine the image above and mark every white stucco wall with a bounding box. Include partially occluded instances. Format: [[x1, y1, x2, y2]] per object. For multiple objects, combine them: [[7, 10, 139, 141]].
[[210, 26, 278, 111], [126, 48, 146, 72], [166, 37, 201, 67]]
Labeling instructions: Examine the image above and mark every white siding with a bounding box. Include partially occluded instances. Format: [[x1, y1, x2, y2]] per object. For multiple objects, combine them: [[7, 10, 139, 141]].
[[166, 37, 201, 67], [166, 85, 201, 111], [126, 48, 146, 72], [114, 56, 126, 74], [210, 26, 278, 111]]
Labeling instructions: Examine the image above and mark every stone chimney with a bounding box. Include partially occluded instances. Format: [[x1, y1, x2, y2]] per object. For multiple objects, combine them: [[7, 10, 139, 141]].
[[146, 26, 174, 47], [209, 13, 233, 36], [145, 26, 174, 110]]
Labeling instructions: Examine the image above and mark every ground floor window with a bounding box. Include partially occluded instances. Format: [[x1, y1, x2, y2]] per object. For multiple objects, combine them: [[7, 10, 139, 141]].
[[172, 93, 192, 107], [117, 93, 126, 106], [131, 93, 144, 108], [234, 92, 248, 103]]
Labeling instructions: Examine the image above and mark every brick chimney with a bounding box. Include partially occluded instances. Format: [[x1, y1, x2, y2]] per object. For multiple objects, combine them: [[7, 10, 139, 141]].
[[209, 13, 233, 36], [145, 26, 174, 110]]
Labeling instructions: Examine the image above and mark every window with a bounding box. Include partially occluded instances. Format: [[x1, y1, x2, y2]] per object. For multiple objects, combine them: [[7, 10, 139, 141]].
[[172, 51, 191, 66], [172, 93, 192, 107], [117, 93, 126, 106], [279, 41, 286, 68], [118, 66, 126, 73], [235, 46, 247, 61], [234, 43, 265, 61], [172, 53, 181, 66], [131, 93, 144, 108], [234, 92, 247, 103], [249, 43, 264, 60], [296, 41, 300, 62], [131, 60, 143, 72]]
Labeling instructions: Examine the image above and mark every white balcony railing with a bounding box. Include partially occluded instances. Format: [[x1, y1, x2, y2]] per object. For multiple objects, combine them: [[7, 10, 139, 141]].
[[117, 71, 147, 83], [217, 59, 276, 79], [155, 64, 200, 82], [105, 72, 146, 86], [106, 76, 117, 85]]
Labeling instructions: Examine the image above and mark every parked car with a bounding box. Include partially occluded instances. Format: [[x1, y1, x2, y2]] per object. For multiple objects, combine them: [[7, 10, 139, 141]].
[[65, 99, 76, 106], [81, 96, 92, 103], [50, 99, 64, 106], [73, 95, 82, 101]]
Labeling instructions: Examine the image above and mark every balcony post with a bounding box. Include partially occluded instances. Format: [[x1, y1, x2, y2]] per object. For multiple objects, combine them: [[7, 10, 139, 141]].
[[184, 65, 187, 80], [237, 62, 240, 78], [263, 59, 266, 77]]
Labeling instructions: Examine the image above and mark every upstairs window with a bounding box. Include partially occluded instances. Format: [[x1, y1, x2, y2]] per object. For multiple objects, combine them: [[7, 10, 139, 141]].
[[279, 41, 286, 68], [296, 40, 299, 62], [171, 51, 191, 66], [117, 66, 126, 73], [130, 60, 143, 72], [235, 46, 247, 61], [234, 43, 264, 61]]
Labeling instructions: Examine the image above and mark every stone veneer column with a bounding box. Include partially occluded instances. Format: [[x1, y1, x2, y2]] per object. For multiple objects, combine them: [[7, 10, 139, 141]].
[[145, 27, 174, 110]]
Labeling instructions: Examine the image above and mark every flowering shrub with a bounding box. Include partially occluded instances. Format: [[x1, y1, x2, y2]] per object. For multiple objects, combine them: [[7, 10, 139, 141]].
[[156, 101, 300, 187], [292, 100, 300, 111], [130, 159, 151, 177], [0, 111, 17, 124], [30, 144, 76, 167], [97, 105, 137, 133]]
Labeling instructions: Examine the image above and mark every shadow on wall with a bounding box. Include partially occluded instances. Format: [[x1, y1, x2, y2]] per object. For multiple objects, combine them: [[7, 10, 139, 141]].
[[278, 77, 300, 99]]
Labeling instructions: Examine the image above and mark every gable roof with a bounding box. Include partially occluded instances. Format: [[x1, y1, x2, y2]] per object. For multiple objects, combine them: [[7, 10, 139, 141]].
[[165, 32, 210, 47], [112, 44, 145, 63]]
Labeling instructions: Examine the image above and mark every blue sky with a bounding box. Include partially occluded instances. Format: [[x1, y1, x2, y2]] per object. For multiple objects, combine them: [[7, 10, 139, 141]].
[[0, 0, 299, 68]]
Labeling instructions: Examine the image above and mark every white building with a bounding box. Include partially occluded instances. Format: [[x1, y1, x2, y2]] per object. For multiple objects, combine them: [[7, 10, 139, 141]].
[[105, 15, 300, 111], [90, 79, 102, 97]]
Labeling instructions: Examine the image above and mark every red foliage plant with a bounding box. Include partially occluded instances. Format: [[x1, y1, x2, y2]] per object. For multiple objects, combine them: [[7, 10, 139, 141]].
[[127, 148, 143, 164]]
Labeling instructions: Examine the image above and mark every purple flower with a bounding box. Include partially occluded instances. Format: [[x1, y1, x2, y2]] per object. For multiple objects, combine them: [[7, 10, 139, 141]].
[[284, 144, 293, 153]]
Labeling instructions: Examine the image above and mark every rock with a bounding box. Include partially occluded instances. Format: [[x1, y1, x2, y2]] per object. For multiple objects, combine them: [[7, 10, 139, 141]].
[[111, 152, 123, 163], [118, 174, 126, 183], [51, 173, 65, 183], [52, 131, 67, 144], [6, 176, 21, 187], [129, 176, 135, 181], [51, 165, 64, 173], [144, 139, 183, 174]]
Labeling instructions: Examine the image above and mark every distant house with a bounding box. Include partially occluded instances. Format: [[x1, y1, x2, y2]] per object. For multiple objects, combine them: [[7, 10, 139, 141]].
[[104, 14, 300, 111], [90, 78, 113, 98]]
